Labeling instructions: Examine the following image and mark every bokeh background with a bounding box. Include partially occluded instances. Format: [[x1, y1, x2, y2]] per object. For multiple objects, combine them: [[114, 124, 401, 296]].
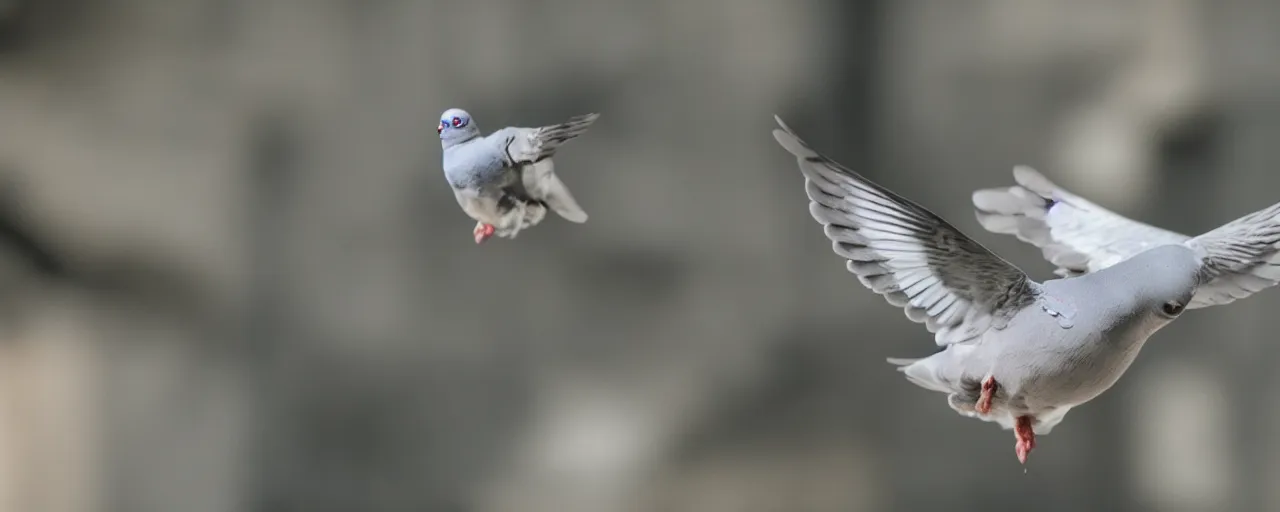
[[0, 0, 1276, 511]]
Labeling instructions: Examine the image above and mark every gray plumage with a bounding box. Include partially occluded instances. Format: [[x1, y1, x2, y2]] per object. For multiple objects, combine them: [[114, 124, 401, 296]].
[[439, 108, 596, 242], [773, 117, 1203, 447], [974, 166, 1280, 308]]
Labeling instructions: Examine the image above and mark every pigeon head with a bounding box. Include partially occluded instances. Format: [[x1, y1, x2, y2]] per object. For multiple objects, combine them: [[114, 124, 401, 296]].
[[1118, 244, 1202, 321], [438, 108, 480, 147]]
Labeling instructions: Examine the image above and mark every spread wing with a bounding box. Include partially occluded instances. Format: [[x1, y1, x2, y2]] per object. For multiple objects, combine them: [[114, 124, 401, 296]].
[[972, 166, 1191, 277], [773, 117, 1038, 346], [973, 166, 1280, 309], [498, 113, 600, 165], [1183, 204, 1280, 308]]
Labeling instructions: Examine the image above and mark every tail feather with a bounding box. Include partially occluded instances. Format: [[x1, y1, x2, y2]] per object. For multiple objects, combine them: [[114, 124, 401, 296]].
[[888, 356, 953, 393]]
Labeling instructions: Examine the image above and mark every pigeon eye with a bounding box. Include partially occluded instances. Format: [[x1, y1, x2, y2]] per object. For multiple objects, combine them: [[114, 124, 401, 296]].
[[452, 117, 463, 127], [1161, 301, 1185, 317]]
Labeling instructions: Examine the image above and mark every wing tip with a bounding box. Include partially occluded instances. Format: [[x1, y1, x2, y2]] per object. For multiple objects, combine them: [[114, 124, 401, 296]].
[[1011, 164, 1039, 178], [773, 114, 791, 131], [1011, 165, 1059, 197], [771, 116, 810, 158], [970, 188, 1003, 211], [559, 113, 600, 130], [885, 357, 919, 368], [772, 129, 796, 152]]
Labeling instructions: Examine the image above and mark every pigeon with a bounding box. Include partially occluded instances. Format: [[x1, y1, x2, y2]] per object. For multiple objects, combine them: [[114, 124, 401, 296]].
[[772, 117, 1204, 464], [973, 166, 1280, 309], [438, 108, 596, 244]]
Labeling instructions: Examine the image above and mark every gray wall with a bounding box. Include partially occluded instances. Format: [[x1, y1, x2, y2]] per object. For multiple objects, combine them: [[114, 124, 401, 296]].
[[0, 1, 1276, 511]]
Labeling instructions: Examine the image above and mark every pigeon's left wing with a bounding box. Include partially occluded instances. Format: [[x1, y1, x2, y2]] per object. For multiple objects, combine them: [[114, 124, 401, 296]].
[[774, 117, 1038, 346]]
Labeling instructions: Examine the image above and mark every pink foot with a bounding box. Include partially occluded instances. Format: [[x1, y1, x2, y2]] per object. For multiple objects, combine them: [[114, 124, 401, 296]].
[[474, 223, 495, 244], [1014, 415, 1036, 464], [976, 375, 997, 415]]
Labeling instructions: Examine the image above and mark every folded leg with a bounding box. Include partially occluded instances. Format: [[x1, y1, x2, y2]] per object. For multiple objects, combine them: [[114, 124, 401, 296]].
[[976, 375, 997, 415]]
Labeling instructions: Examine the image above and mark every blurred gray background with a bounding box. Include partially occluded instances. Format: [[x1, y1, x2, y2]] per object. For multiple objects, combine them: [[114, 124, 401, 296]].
[[0, 0, 1276, 511]]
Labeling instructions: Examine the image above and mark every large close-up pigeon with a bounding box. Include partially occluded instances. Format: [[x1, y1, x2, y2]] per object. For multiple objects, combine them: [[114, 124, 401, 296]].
[[973, 166, 1280, 309], [438, 108, 598, 244], [773, 117, 1205, 464]]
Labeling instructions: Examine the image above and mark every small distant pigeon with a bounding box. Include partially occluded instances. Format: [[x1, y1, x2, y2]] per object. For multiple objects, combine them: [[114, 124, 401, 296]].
[[773, 117, 1205, 464], [974, 166, 1280, 308], [438, 108, 597, 244]]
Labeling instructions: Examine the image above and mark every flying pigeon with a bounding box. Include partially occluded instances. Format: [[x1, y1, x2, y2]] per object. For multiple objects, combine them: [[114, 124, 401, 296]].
[[973, 166, 1280, 309], [438, 108, 596, 244], [772, 117, 1204, 464]]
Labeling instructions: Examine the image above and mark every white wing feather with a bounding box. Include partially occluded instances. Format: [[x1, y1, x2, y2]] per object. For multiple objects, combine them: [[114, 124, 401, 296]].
[[774, 117, 1037, 346], [1183, 204, 1280, 308], [972, 166, 1190, 277], [973, 166, 1280, 309], [501, 113, 599, 165]]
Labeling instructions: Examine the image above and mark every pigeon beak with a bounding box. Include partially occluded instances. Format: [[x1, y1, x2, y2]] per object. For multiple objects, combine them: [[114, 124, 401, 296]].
[[437, 125, 444, 135]]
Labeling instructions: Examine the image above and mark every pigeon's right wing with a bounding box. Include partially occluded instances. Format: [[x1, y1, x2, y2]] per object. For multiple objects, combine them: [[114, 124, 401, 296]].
[[498, 113, 600, 166], [1182, 203, 1280, 309], [972, 166, 1191, 277], [774, 118, 1038, 346]]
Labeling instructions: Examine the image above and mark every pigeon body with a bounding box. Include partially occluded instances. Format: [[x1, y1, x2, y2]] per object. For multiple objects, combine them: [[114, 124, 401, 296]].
[[900, 248, 1197, 426], [973, 166, 1280, 309], [438, 108, 596, 243], [772, 117, 1202, 463]]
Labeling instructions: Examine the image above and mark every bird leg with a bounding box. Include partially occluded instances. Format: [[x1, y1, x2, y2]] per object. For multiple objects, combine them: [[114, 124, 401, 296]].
[[1014, 415, 1036, 464], [976, 375, 997, 415], [473, 223, 496, 244]]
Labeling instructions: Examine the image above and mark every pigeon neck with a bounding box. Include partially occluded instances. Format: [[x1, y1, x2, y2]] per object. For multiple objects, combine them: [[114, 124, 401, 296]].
[[441, 132, 480, 150]]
